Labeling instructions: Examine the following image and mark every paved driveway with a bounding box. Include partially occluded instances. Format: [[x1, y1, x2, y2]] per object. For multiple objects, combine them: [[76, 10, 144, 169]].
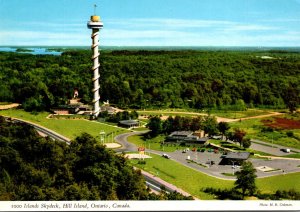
[[115, 131, 300, 179], [251, 139, 300, 156]]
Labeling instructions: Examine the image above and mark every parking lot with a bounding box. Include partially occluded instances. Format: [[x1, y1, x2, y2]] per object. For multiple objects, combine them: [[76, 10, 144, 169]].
[[156, 149, 300, 179]]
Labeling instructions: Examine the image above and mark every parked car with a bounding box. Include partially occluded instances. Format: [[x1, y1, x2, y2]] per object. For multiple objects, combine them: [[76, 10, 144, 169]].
[[162, 153, 171, 159]]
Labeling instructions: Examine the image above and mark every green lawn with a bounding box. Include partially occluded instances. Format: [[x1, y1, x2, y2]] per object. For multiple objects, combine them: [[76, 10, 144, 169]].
[[0, 102, 12, 105], [138, 111, 199, 118], [0, 109, 128, 140], [127, 134, 180, 152], [210, 109, 271, 119], [257, 172, 300, 193], [282, 153, 300, 159]]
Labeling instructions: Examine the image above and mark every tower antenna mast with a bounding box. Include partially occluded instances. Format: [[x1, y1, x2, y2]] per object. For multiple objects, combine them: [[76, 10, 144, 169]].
[[94, 4, 97, 15]]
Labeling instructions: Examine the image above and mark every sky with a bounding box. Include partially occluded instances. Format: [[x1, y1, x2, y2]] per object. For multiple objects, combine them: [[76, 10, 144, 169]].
[[0, 0, 300, 46]]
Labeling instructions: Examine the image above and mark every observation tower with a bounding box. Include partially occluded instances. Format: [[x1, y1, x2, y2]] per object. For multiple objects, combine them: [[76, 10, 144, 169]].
[[87, 5, 103, 118]]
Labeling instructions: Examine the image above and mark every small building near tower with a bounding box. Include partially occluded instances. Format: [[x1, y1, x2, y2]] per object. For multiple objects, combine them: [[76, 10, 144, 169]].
[[51, 105, 80, 115], [166, 131, 209, 144], [220, 152, 251, 165], [73, 89, 79, 99], [119, 120, 140, 128], [51, 88, 93, 115]]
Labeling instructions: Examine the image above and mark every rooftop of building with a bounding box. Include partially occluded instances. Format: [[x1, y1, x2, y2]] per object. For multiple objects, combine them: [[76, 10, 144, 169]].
[[119, 120, 139, 125], [224, 152, 250, 160], [169, 131, 194, 137]]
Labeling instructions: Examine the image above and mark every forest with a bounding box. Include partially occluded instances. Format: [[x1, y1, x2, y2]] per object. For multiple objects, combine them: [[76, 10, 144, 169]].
[[0, 49, 299, 111], [0, 116, 192, 200]]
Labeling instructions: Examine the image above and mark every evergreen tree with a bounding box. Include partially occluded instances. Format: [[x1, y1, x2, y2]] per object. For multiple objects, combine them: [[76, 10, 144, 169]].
[[234, 161, 257, 198]]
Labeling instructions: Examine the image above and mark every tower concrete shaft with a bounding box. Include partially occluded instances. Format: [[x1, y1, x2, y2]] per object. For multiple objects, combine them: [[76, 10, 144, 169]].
[[88, 15, 103, 118]]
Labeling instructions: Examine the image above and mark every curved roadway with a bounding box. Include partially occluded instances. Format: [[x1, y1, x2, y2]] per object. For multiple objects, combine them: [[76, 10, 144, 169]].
[[114, 131, 148, 153]]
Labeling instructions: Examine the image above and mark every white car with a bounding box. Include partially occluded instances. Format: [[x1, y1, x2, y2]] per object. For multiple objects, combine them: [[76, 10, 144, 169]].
[[162, 154, 171, 159]]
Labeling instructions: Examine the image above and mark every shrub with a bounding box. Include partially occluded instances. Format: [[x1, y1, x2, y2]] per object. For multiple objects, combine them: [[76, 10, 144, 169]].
[[286, 131, 294, 137], [138, 160, 147, 165], [261, 126, 274, 133]]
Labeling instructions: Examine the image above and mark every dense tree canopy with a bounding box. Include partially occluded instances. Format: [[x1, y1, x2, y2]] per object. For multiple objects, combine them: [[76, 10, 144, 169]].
[[147, 115, 221, 138], [0, 116, 192, 200], [0, 50, 299, 111]]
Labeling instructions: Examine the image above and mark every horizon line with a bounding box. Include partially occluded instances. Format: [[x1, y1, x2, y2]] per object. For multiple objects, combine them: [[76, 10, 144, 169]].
[[1, 45, 300, 48]]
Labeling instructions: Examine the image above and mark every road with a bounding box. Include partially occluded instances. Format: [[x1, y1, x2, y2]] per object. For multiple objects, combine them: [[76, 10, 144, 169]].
[[114, 131, 148, 153], [251, 139, 300, 156], [4, 116, 71, 144]]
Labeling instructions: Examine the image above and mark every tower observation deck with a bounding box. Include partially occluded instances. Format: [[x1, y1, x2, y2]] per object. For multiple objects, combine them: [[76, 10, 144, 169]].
[[87, 14, 103, 118]]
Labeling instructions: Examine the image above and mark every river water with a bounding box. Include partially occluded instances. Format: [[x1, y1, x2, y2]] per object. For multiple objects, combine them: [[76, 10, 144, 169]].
[[0, 47, 63, 55]]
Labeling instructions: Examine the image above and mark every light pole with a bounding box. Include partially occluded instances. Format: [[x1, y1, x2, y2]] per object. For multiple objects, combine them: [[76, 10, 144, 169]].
[[99, 130, 105, 145], [271, 134, 274, 148]]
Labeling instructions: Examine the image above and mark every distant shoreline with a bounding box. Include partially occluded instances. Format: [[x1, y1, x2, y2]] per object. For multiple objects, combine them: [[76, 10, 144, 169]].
[[1, 46, 300, 52]]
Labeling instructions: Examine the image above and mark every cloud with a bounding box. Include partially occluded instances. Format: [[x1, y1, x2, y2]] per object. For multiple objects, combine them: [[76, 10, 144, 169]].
[[100, 18, 299, 46], [223, 24, 278, 32], [107, 18, 233, 29], [1, 18, 299, 46], [102, 28, 300, 46], [107, 18, 278, 32]]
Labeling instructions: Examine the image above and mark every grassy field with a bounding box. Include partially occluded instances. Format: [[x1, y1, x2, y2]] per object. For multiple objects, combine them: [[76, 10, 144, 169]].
[[131, 153, 300, 199], [282, 153, 300, 159], [137, 108, 271, 119], [229, 116, 300, 149], [127, 134, 180, 152], [138, 111, 200, 118], [0, 109, 128, 140], [210, 109, 271, 119], [0, 102, 12, 105], [127, 134, 207, 152], [256, 172, 300, 193]]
